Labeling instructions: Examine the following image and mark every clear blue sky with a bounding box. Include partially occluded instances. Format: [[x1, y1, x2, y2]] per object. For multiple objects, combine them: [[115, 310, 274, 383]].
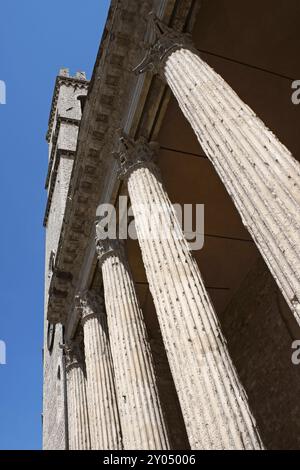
[[0, 0, 110, 450]]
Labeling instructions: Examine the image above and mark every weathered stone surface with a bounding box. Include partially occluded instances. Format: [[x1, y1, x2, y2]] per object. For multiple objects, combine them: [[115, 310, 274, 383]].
[[42, 324, 66, 450], [43, 73, 88, 448], [43, 0, 300, 452], [163, 47, 300, 324], [65, 337, 91, 450], [222, 256, 300, 450], [79, 291, 123, 450], [97, 238, 170, 450], [46, 0, 154, 324], [120, 138, 263, 449]]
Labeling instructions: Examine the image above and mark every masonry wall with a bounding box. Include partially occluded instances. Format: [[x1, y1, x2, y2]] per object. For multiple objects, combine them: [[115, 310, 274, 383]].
[[43, 155, 74, 450], [43, 325, 66, 450], [43, 74, 87, 449], [221, 256, 300, 449]]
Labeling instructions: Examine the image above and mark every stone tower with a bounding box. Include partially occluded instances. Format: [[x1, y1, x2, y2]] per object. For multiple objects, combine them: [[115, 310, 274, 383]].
[[43, 69, 88, 450]]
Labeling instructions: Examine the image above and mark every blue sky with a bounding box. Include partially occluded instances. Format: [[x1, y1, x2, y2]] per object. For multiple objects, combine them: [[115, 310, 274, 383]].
[[0, 0, 110, 450]]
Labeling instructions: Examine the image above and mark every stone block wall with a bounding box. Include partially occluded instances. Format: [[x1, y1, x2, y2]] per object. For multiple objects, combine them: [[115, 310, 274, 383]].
[[43, 72, 88, 449], [221, 256, 300, 449]]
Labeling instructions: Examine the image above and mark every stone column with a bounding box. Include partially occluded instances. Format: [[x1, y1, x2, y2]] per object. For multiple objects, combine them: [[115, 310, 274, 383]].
[[96, 238, 170, 450], [134, 15, 300, 324], [114, 135, 263, 450], [65, 335, 91, 450], [78, 291, 123, 450]]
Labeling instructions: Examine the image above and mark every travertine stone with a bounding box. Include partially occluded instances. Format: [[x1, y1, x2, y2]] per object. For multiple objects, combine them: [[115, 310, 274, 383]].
[[65, 337, 91, 450], [164, 48, 300, 324], [117, 136, 263, 450], [96, 238, 170, 450], [79, 291, 122, 450], [136, 16, 300, 323]]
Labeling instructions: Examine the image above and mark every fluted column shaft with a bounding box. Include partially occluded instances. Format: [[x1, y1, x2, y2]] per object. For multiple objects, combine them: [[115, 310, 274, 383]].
[[97, 239, 170, 450], [66, 339, 91, 450], [118, 137, 263, 449], [80, 292, 122, 450], [163, 47, 300, 323]]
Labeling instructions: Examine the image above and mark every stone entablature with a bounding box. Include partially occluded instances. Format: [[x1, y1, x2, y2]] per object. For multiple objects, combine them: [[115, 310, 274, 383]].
[[46, 0, 198, 325]]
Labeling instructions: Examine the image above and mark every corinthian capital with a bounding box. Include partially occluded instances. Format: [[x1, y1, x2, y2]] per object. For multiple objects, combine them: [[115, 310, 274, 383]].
[[61, 332, 85, 371], [96, 237, 125, 266], [75, 291, 105, 325], [113, 133, 159, 180], [133, 12, 194, 76]]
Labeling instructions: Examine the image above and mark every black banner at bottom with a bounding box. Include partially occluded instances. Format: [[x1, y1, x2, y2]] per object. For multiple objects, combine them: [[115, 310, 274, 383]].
[[0, 450, 296, 466]]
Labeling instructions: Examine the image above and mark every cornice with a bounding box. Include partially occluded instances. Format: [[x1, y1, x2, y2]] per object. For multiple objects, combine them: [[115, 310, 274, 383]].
[[46, 0, 200, 325]]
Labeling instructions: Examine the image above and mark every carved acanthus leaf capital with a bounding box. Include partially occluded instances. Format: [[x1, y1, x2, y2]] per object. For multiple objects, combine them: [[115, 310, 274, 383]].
[[95, 237, 125, 267], [75, 290, 105, 325], [61, 333, 84, 371], [133, 13, 194, 77], [113, 133, 159, 180]]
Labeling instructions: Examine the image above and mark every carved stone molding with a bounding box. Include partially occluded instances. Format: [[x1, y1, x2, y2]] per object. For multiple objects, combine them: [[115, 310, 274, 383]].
[[95, 237, 125, 267], [75, 291, 105, 326], [62, 333, 85, 373], [133, 13, 194, 77], [113, 133, 159, 180], [46, 1, 199, 325]]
